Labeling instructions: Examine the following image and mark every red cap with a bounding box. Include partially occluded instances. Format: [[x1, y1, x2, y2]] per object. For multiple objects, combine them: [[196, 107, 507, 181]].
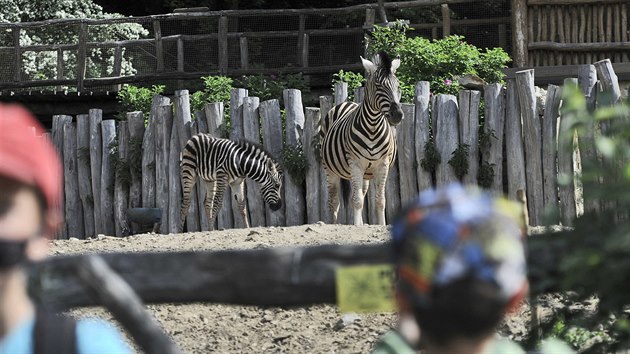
[[0, 104, 62, 215]]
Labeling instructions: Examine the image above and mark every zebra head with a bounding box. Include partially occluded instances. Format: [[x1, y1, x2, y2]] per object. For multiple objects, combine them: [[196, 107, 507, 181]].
[[260, 158, 283, 211], [361, 51, 403, 126]]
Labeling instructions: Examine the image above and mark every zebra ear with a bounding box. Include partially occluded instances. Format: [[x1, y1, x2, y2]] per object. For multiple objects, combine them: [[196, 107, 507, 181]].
[[361, 56, 377, 75], [391, 58, 401, 73]]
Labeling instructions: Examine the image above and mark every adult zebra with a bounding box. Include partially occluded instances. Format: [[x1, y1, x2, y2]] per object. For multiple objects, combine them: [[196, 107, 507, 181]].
[[320, 51, 403, 225], [179, 134, 283, 232]]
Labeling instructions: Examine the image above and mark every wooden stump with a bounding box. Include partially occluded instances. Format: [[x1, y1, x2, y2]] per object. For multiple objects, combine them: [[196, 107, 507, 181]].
[[484, 83, 506, 194], [434, 94, 460, 185], [63, 121, 84, 239], [505, 79, 527, 201], [283, 89, 306, 226], [397, 103, 418, 207], [114, 121, 130, 237], [414, 81, 433, 192], [76, 114, 95, 238], [458, 89, 481, 186], [542, 84, 561, 224], [88, 109, 104, 234], [156, 105, 173, 234], [259, 99, 286, 227], [100, 120, 117, 236], [127, 111, 145, 234], [242, 97, 266, 227], [304, 107, 321, 224]]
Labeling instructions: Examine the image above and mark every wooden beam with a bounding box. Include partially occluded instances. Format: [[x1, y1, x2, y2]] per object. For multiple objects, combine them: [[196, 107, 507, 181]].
[[441, 4, 451, 37], [76, 23, 87, 92], [218, 16, 228, 75], [239, 36, 249, 70], [153, 20, 164, 72], [529, 41, 630, 51], [512, 0, 528, 67], [28, 231, 580, 310], [528, 0, 627, 5], [12, 28, 20, 82]]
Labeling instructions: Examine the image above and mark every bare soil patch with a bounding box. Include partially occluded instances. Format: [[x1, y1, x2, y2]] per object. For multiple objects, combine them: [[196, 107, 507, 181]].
[[51, 223, 532, 353]]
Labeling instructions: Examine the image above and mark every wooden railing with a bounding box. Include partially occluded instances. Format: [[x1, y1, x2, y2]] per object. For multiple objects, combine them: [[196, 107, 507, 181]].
[[0, 0, 511, 92]]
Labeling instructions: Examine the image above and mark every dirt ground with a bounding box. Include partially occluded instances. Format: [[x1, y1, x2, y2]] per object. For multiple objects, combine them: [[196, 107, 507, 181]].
[[50, 223, 535, 353]]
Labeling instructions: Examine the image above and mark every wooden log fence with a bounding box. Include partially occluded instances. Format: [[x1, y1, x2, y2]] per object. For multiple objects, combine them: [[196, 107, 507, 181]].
[[53, 61, 623, 236]]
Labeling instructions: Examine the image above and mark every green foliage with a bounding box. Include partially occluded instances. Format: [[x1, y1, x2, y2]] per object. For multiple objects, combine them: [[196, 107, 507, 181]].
[[448, 143, 469, 181], [281, 144, 308, 184], [116, 84, 165, 119], [236, 73, 309, 102], [332, 70, 365, 101], [477, 161, 494, 189], [420, 139, 441, 173], [190, 75, 233, 112], [366, 21, 511, 98]]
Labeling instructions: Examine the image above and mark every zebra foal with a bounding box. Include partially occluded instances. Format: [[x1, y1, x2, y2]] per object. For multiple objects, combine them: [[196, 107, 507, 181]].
[[320, 51, 403, 225], [179, 134, 283, 232]]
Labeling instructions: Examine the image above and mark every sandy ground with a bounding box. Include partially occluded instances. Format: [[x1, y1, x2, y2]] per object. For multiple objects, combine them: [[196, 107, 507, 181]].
[[50, 223, 533, 353]]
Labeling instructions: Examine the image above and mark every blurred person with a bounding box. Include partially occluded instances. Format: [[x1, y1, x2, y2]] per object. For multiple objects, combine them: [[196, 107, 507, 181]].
[[0, 104, 131, 353], [372, 183, 573, 354]]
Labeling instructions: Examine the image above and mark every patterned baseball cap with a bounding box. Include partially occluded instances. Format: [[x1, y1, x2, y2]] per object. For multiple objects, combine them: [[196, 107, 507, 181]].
[[391, 183, 527, 307]]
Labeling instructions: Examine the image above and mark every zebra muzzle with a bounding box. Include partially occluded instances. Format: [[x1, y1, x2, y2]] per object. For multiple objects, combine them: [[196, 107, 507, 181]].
[[387, 104, 404, 126], [269, 201, 282, 211]]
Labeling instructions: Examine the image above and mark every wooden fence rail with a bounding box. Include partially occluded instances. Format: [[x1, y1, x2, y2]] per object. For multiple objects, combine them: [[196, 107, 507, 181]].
[[52, 58, 620, 238]]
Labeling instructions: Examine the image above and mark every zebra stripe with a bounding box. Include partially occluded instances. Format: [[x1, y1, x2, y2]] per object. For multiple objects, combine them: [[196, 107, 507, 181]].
[[179, 134, 283, 232], [320, 51, 403, 225]]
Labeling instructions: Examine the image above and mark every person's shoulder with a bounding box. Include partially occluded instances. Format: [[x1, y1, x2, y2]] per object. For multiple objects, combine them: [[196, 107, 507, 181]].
[[372, 330, 417, 354], [75, 318, 133, 354]]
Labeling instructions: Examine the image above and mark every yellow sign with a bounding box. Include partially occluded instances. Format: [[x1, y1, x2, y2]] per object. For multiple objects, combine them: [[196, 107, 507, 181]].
[[335, 264, 396, 313]]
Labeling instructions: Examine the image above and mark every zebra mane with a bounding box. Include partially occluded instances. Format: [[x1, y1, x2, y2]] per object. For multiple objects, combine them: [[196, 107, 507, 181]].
[[235, 139, 282, 168], [374, 51, 392, 75]]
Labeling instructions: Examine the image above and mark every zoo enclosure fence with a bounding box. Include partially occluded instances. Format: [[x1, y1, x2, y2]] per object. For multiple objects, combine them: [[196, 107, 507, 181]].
[[0, 0, 511, 93], [48, 58, 620, 239]]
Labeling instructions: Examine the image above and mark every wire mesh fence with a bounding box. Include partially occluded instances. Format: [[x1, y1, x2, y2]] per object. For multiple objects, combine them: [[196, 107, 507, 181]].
[[0, 0, 515, 93]]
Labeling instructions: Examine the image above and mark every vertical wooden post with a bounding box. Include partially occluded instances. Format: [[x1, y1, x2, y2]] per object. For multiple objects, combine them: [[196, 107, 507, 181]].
[[243, 97, 266, 227], [193, 112, 210, 231], [127, 111, 144, 234], [458, 90, 481, 186], [304, 107, 321, 224], [88, 109, 103, 234], [301, 34, 309, 69], [155, 104, 173, 234], [153, 20, 164, 72], [377, 0, 388, 23], [283, 89, 306, 226], [56, 49, 64, 91], [414, 82, 433, 192], [516, 69, 543, 226], [76, 114, 95, 238], [398, 103, 418, 207], [63, 121, 84, 239], [441, 4, 451, 37], [239, 37, 249, 71], [142, 109, 156, 209], [333, 82, 349, 224], [594, 58, 621, 105], [577, 65, 599, 214], [76, 23, 87, 92], [385, 142, 401, 224], [218, 16, 229, 75], [512, 0, 528, 67], [100, 120, 117, 236], [435, 94, 460, 185], [318, 95, 333, 223], [364, 8, 375, 57], [114, 121, 130, 237], [52, 115, 72, 239], [484, 84, 506, 193], [229, 88, 248, 228], [259, 99, 286, 227], [174, 90, 198, 232], [167, 117, 182, 234], [204, 102, 232, 230], [12, 27, 20, 82], [558, 79, 577, 225], [505, 79, 527, 201], [541, 85, 561, 224], [297, 15, 306, 67], [112, 45, 123, 92], [176, 37, 184, 89]]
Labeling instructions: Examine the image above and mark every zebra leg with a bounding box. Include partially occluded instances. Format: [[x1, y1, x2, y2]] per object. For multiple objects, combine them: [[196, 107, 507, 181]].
[[229, 178, 250, 228], [349, 162, 365, 226], [373, 164, 389, 225], [179, 166, 198, 233], [204, 180, 217, 230], [211, 176, 229, 228], [325, 170, 341, 224]]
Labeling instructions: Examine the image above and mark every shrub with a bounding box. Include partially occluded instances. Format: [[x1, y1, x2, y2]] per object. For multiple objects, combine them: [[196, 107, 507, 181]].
[[190, 75, 233, 112], [236, 73, 309, 102], [116, 84, 165, 120], [366, 20, 511, 98], [332, 70, 364, 101]]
